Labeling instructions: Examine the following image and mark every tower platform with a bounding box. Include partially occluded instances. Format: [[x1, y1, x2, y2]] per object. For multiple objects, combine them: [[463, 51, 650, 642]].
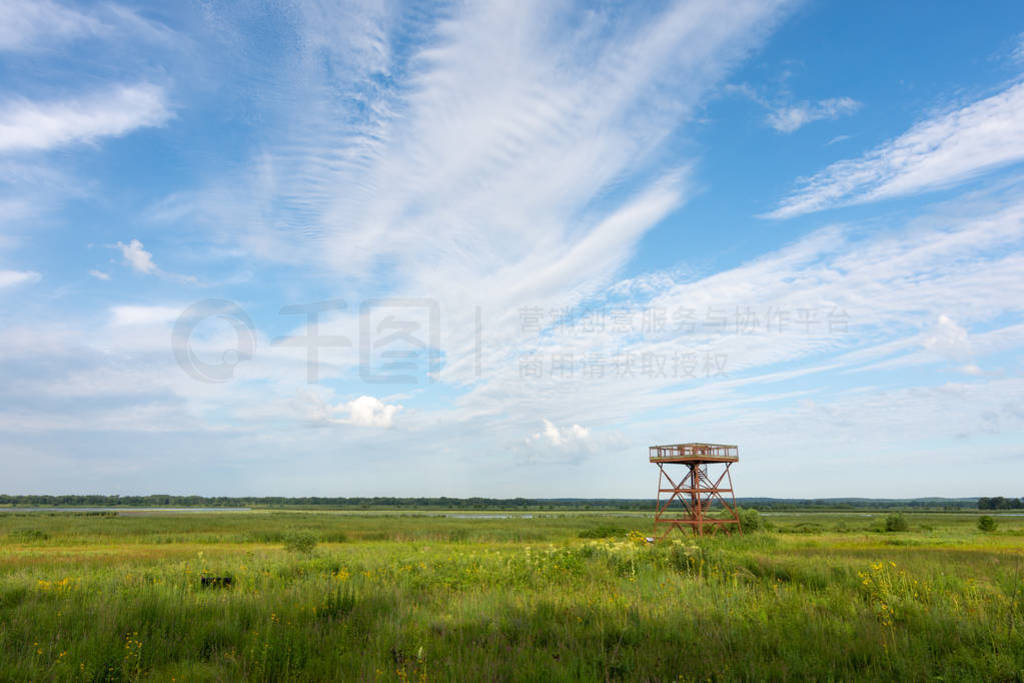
[[649, 443, 738, 463]]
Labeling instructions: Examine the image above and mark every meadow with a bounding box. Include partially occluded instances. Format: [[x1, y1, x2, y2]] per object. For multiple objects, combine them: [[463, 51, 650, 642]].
[[0, 509, 1022, 681]]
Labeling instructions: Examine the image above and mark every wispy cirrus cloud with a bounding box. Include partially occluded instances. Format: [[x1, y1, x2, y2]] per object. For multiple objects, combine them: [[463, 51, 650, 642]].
[[0, 83, 170, 153], [0, 269, 40, 288], [727, 83, 860, 133], [767, 80, 1024, 218], [0, 0, 177, 53], [171, 0, 792, 272], [0, 0, 107, 51], [766, 97, 861, 133]]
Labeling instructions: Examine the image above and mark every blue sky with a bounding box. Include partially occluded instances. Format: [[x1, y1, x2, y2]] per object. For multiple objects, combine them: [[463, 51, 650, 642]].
[[1, 0, 1023, 498]]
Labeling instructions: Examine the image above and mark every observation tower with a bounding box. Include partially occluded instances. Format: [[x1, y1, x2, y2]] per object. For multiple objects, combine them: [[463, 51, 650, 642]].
[[650, 443, 741, 537]]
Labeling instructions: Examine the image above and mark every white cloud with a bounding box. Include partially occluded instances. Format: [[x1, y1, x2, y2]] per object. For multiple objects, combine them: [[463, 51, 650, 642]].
[[768, 81, 1024, 218], [766, 97, 861, 133], [294, 390, 403, 429], [0, 84, 170, 153], [922, 314, 972, 363], [0, 0, 107, 51], [173, 1, 791, 280], [89, 269, 110, 281], [0, 269, 40, 288], [113, 238, 198, 284], [341, 395, 402, 428], [0, 0, 177, 53], [116, 239, 157, 274], [110, 305, 181, 327], [530, 419, 591, 448], [727, 84, 860, 133]]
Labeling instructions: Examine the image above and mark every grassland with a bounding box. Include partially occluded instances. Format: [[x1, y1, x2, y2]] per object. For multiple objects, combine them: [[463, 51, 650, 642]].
[[1, 510, 1022, 681]]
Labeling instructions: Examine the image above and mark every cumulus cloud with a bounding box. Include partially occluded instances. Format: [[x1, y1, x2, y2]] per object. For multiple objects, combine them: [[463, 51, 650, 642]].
[[88, 269, 110, 281], [768, 81, 1024, 218], [116, 239, 156, 274], [529, 419, 591, 448], [303, 394, 403, 428], [0, 269, 40, 288], [0, 83, 170, 153], [342, 395, 402, 428], [113, 239, 196, 283]]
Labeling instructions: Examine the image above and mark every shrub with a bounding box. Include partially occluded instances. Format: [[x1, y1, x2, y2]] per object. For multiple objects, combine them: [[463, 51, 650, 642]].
[[283, 531, 318, 554], [977, 515, 998, 532], [884, 513, 909, 532], [736, 508, 762, 531], [578, 525, 626, 539], [8, 529, 48, 542]]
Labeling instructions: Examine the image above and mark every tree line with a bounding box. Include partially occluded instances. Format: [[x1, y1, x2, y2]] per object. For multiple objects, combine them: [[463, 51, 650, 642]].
[[977, 496, 1024, 510], [0, 494, 1002, 511]]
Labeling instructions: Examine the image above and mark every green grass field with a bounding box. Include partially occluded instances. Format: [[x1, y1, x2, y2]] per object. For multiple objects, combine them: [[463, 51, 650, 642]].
[[1, 510, 1022, 681]]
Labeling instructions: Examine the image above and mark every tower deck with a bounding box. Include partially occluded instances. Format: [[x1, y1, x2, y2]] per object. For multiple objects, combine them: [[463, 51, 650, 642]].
[[649, 443, 738, 463]]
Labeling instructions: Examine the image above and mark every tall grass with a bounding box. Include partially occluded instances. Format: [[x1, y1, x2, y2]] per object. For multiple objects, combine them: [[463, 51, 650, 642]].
[[0, 511, 1022, 680]]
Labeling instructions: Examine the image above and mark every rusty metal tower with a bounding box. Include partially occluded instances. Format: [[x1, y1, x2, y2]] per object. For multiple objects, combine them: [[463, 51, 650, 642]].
[[650, 443, 741, 537]]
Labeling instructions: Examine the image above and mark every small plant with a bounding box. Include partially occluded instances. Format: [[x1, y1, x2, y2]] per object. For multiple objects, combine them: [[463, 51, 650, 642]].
[[283, 531, 317, 554], [857, 560, 929, 629], [884, 513, 909, 532], [977, 515, 998, 532], [626, 530, 648, 546], [319, 585, 357, 620]]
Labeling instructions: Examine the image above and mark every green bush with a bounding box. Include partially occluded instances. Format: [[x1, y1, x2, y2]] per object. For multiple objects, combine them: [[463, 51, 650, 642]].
[[577, 525, 626, 539], [884, 513, 909, 532], [283, 531, 318, 554], [8, 529, 49, 542], [736, 508, 762, 531], [977, 515, 998, 532]]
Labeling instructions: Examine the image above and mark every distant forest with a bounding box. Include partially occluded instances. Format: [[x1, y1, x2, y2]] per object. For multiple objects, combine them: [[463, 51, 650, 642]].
[[977, 496, 1024, 510], [0, 494, 1016, 511]]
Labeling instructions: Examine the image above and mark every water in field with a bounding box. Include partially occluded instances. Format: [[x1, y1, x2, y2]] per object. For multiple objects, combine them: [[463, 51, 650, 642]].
[[443, 513, 533, 519], [0, 507, 250, 514]]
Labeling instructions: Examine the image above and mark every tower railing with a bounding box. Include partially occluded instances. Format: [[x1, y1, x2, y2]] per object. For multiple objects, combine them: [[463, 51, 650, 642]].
[[649, 443, 738, 461]]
